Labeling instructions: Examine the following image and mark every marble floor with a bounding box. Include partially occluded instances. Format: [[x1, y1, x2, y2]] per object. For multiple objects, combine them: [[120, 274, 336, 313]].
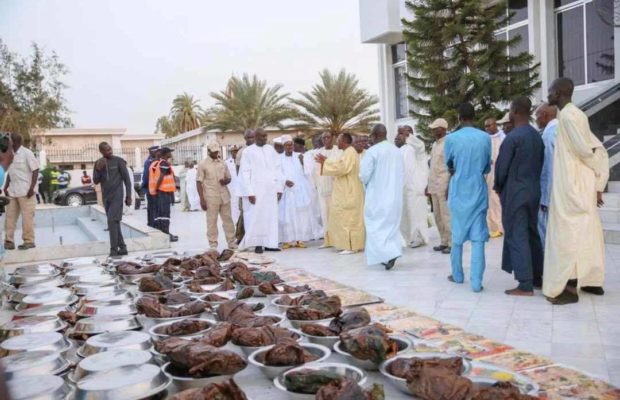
[[129, 206, 620, 386]]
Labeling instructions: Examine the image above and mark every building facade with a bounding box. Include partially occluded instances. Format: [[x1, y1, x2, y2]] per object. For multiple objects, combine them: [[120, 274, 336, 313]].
[[359, 0, 619, 141]]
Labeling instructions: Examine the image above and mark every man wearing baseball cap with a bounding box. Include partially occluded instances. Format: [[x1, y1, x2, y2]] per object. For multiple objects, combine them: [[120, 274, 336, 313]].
[[149, 147, 178, 242], [196, 142, 236, 250], [427, 118, 452, 254]]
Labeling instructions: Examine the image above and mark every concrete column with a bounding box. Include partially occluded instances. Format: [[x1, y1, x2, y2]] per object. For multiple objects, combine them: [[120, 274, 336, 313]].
[[39, 150, 47, 169], [134, 147, 142, 169]]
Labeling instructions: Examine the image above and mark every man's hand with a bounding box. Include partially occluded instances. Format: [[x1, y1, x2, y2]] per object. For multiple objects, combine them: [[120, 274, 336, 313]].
[[249, 195, 256, 205], [26, 188, 35, 198], [219, 178, 231, 186], [314, 154, 327, 164], [285, 180, 294, 188], [200, 199, 207, 211], [95, 158, 107, 171], [125, 196, 132, 207], [597, 192, 604, 208], [277, 192, 282, 201]]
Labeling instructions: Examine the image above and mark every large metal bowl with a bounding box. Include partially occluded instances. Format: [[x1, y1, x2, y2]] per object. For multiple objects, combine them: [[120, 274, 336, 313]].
[[0, 331, 73, 355], [298, 331, 339, 349], [1, 350, 71, 379], [11, 264, 59, 277], [75, 364, 171, 400], [162, 362, 246, 391], [273, 362, 367, 400], [288, 316, 335, 330], [234, 328, 303, 356], [148, 318, 213, 340], [117, 271, 158, 285], [379, 353, 472, 394], [0, 316, 67, 339], [271, 297, 299, 314], [249, 343, 331, 379], [7, 374, 75, 400], [65, 268, 115, 285], [333, 335, 411, 371], [17, 288, 78, 310], [9, 283, 64, 303], [9, 274, 59, 287], [13, 303, 73, 319], [77, 300, 137, 317], [69, 349, 154, 383], [72, 315, 142, 336], [83, 289, 133, 303], [78, 331, 153, 358]]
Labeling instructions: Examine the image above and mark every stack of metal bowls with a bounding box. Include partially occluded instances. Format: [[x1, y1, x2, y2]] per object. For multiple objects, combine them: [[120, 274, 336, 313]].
[[75, 364, 171, 399]]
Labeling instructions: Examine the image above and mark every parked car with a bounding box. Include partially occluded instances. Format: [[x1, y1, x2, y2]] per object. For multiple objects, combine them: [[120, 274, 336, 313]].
[[53, 186, 98, 207], [54, 176, 181, 207]]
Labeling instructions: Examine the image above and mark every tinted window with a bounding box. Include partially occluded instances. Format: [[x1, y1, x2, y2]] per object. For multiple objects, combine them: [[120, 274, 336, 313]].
[[394, 65, 408, 119], [557, 6, 585, 85], [508, 0, 528, 23], [509, 24, 529, 56], [555, 0, 579, 7], [391, 43, 407, 64], [586, 1, 615, 83]]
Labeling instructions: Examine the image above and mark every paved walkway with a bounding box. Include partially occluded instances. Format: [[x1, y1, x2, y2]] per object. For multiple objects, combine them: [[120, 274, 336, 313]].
[[126, 206, 620, 385]]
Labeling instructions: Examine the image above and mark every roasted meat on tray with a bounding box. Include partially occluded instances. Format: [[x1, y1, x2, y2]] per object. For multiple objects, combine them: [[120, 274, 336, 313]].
[[283, 369, 343, 394], [470, 381, 538, 400], [286, 296, 342, 321], [316, 379, 385, 400], [162, 291, 193, 306], [257, 281, 311, 295], [117, 262, 160, 275], [136, 297, 207, 318], [163, 320, 210, 336], [277, 290, 327, 306], [169, 379, 248, 400], [231, 325, 299, 347], [166, 342, 247, 378], [218, 249, 235, 262], [387, 357, 464, 380], [138, 275, 173, 292], [216, 300, 278, 328], [203, 293, 230, 302], [255, 338, 318, 366], [154, 322, 233, 353], [339, 323, 398, 364]]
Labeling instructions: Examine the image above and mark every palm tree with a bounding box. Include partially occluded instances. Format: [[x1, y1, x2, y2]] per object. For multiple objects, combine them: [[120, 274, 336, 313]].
[[291, 69, 379, 136], [169, 92, 202, 134], [207, 74, 295, 131]]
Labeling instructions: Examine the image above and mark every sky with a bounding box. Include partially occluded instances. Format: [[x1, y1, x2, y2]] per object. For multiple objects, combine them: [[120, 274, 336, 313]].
[[0, 0, 379, 134]]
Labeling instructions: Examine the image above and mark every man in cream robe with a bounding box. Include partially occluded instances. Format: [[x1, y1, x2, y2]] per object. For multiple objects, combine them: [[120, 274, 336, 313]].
[[238, 129, 283, 253], [484, 118, 504, 237], [313, 132, 342, 247], [544, 78, 609, 304], [315, 133, 364, 254], [185, 163, 201, 211], [225, 148, 241, 224], [396, 126, 429, 247]]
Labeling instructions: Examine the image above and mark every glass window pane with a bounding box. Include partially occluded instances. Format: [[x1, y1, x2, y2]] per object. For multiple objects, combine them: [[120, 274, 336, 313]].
[[586, 1, 615, 83], [391, 43, 406, 65], [508, 0, 528, 23], [394, 66, 408, 119], [557, 7, 585, 86], [508, 25, 529, 56], [554, 0, 580, 8]]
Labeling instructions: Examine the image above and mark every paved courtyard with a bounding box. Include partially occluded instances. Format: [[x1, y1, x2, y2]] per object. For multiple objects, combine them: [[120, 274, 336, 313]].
[[122, 206, 620, 386]]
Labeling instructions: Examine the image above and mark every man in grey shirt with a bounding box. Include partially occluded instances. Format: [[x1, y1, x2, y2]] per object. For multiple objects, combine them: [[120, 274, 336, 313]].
[[93, 142, 132, 257]]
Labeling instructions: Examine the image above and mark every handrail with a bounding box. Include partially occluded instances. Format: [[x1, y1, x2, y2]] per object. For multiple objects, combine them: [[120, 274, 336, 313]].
[[579, 82, 620, 116]]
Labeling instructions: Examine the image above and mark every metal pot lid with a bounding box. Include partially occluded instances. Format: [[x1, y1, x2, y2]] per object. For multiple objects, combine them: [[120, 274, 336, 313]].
[[2, 350, 70, 377], [1, 332, 70, 353], [14, 304, 70, 318], [12, 264, 59, 276], [79, 350, 152, 373], [21, 288, 74, 305], [72, 315, 141, 334], [1, 315, 67, 335], [79, 331, 152, 357], [7, 374, 72, 400], [76, 364, 170, 400]]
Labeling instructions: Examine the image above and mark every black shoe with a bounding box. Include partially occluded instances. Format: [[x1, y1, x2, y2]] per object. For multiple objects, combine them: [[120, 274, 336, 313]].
[[581, 286, 605, 296], [547, 289, 579, 305], [433, 245, 447, 252], [117, 247, 128, 256], [264, 247, 281, 252], [169, 235, 178, 242], [383, 258, 397, 270], [18, 243, 35, 250], [441, 247, 451, 254], [255, 246, 264, 254], [4, 242, 15, 250]]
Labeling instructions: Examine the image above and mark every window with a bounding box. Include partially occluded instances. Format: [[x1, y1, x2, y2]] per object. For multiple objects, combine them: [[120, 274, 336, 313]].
[[556, 0, 615, 85], [495, 0, 530, 57], [508, 0, 528, 23], [391, 42, 411, 120]]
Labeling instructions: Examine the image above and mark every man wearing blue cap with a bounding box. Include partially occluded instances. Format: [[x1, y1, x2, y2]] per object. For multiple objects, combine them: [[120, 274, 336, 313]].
[[142, 145, 159, 227]]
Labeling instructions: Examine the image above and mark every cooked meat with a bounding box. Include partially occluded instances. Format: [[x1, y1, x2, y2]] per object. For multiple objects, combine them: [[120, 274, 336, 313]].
[[136, 297, 207, 318], [218, 249, 235, 262], [163, 291, 193, 306], [138, 275, 173, 292], [256, 338, 319, 366], [216, 300, 279, 328], [117, 262, 160, 275], [187, 281, 205, 293], [328, 308, 370, 333], [57, 310, 78, 325], [229, 263, 257, 285], [163, 320, 210, 336], [277, 290, 328, 306], [316, 379, 385, 400], [154, 322, 233, 352], [470, 381, 539, 400], [286, 296, 342, 321], [210, 278, 235, 292], [168, 379, 248, 400], [167, 342, 246, 378], [195, 265, 220, 279], [339, 324, 398, 364], [406, 364, 474, 400], [300, 324, 338, 337], [235, 287, 254, 299], [203, 293, 230, 302], [283, 369, 343, 394], [231, 326, 299, 347]]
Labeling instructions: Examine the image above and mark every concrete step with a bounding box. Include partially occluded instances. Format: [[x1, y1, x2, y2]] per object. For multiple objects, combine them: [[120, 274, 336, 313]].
[[599, 207, 620, 223], [608, 182, 620, 193], [76, 217, 109, 242], [605, 135, 616, 142], [603, 193, 620, 208], [603, 222, 620, 245]]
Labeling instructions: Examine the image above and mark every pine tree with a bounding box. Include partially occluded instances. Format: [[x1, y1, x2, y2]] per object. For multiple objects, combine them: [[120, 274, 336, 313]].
[[402, 0, 540, 138]]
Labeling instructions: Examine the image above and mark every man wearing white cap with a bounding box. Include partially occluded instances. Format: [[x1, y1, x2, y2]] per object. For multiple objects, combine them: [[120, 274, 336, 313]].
[[273, 136, 284, 154], [427, 118, 451, 254], [196, 142, 236, 250], [497, 112, 512, 138], [238, 128, 283, 253], [278, 135, 315, 248]]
